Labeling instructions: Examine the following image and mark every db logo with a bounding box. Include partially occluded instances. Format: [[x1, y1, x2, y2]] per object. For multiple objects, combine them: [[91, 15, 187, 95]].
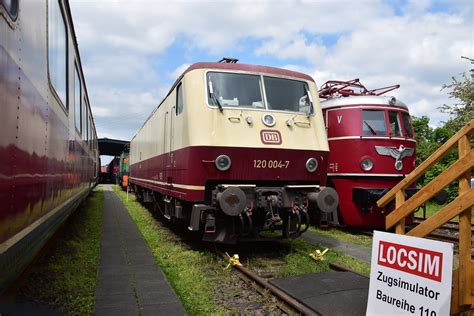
[[260, 130, 282, 145]]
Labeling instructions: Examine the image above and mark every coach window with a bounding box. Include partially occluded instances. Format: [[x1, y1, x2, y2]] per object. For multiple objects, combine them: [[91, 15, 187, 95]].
[[74, 65, 82, 134], [89, 117, 93, 148], [1, 0, 18, 19], [389, 111, 402, 137], [402, 112, 414, 138], [48, 0, 68, 109], [176, 83, 184, 115], [85, 109, 89, 142], [82, 101, 88, 141], [362, 110, 386, 135]]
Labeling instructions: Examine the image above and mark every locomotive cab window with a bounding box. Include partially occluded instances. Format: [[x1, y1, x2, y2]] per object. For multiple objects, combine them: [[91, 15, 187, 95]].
[[362, 110, 387, 135], [207, 72, 263, 108], [1, 0, 18, 19], [389, 111, 402, 137], [48, 0, 68, 110], [176, 83, 184, 115], [264, 76, 312, 114], [74, 64, 82, 134], [206, 72, 312, 114], [402, 112, 414, 138]]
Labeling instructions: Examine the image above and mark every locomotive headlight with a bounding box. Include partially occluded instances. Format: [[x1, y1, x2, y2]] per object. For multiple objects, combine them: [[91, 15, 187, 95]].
[[389, 96, 397, 106], [306, 157, 318, 173], [215, 154, 231, 171], [286, 118, 294, 127], [262, 113, 276, 127], [360, 158, 374, 171]]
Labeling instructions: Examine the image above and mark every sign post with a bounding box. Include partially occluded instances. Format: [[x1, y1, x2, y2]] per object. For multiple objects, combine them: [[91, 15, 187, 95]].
[[366, 231, 453, 316]]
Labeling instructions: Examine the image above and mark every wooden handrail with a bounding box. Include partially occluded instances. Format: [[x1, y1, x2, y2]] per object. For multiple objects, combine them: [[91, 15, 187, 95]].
[[377, 119, 474, 207], [386, 150, 474, 229]]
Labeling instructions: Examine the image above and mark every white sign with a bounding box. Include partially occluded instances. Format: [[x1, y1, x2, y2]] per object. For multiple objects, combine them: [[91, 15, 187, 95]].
[[366, 231, 453, 316]]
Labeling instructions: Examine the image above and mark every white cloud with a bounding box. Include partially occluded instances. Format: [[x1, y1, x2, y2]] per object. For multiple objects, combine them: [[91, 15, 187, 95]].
[[69, 0, 473, 140], [169, 63, 191, 80]]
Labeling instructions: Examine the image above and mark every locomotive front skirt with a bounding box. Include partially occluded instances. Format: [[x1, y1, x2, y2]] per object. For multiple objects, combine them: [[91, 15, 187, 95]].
[[129, 62, 338, 243]]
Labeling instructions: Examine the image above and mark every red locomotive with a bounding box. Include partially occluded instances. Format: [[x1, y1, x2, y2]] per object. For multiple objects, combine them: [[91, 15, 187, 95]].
[[319, 79, 416, 228], [0, 0, 98, 291]]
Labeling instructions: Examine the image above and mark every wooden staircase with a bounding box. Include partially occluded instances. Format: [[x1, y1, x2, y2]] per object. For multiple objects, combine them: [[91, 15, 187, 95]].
[[377, 119, 474, 314]]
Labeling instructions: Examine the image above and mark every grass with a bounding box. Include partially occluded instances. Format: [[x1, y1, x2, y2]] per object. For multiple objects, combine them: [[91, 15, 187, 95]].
[[244, 236, 371, 278], [17, 188, 104, 315], [280, 238, 370, 277], [113, 186, 222, 314], [308, 226, 373, 248]]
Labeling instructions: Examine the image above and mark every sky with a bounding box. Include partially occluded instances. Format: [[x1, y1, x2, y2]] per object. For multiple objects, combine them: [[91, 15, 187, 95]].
[[69, 0, 473, 157]]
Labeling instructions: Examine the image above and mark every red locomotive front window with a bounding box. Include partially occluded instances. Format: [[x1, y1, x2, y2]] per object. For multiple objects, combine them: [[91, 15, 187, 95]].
[[389, 111, 402, 137], [402, 112, 414, 138], [362, 110, 386, 135]]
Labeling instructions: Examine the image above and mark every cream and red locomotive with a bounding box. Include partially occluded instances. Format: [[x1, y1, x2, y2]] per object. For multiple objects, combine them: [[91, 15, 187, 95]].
[[0, 0, 98, 291], [319, 79, 416, 228], [129, 59, 338, 243]]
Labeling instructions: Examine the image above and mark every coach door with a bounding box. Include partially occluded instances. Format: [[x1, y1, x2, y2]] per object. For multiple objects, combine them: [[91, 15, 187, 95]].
[[163, 107, 175, 182]]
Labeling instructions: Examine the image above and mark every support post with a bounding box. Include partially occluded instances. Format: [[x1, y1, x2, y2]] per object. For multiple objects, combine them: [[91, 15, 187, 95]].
[[458, 135, 472, 307], [395, 190, 406, 234]]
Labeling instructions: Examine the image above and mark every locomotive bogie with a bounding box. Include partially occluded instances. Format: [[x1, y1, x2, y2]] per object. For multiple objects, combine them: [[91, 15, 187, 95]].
[[130, 62, 337, 242]]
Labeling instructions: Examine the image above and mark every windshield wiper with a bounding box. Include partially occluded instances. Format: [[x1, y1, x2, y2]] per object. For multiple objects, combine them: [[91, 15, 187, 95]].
[[364, 121, 377, 135], [305, 87, 314, 116], [208, 80, 223, 112], [211, 94, 223, 112]]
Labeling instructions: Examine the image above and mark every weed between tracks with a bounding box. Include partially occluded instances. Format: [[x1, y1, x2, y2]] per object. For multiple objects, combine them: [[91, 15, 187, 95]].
[[16, 188, 104, 315], [243, 237, 371, 278]]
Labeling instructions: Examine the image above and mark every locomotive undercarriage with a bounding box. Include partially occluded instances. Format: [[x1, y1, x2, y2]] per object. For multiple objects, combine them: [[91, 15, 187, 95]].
[[133, 183, 339, 243]]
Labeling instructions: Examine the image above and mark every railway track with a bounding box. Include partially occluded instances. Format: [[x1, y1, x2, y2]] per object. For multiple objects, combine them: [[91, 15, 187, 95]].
[[412, 217, 474, 244], [413, 217, 474, 233], [215, 250, 315, 315]]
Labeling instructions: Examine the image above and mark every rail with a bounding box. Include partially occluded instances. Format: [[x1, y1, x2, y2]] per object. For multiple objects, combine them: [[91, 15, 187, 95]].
[[377, 119, 474, 314]]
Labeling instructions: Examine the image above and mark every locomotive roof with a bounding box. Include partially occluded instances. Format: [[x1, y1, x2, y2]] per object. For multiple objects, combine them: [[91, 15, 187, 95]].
[[131, 62, 316, 141], [320, 95, 408, 110], [184, 62, 314, 82]]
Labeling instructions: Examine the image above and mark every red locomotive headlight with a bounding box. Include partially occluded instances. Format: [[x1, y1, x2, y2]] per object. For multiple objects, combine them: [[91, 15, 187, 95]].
[[360, 158, 374, 171]]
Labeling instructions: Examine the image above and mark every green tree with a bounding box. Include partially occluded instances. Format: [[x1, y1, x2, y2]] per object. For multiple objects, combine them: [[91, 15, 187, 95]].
[[411, 57, 473, 202], [412, 116, 458, 201], [439, 56, 474, 131]]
